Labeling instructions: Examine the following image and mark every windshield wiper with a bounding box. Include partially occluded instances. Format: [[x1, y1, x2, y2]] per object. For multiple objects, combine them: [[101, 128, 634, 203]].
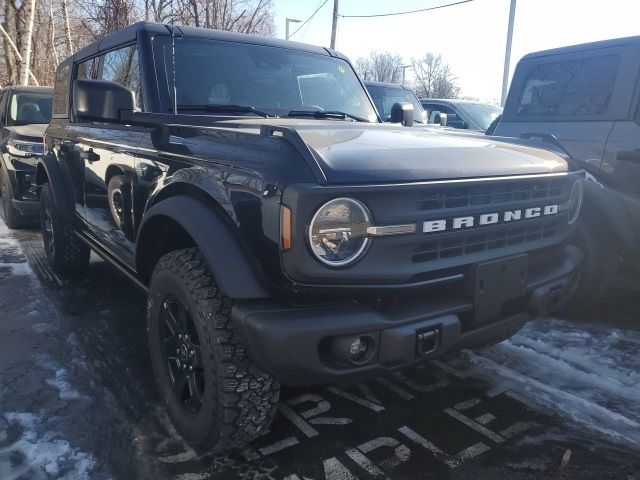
[[176, 104, 276, 118], [287, 110, 368, 122]]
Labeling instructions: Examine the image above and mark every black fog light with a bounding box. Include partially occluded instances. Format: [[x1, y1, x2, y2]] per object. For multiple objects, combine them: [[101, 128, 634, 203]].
[[348, 336, 370, 361], [325, 332, 378, 366]]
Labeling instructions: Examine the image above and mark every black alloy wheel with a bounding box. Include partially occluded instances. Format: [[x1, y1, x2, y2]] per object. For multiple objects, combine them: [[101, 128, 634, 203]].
[[42, 194, 55, 256], [159, 296, 205, 413]]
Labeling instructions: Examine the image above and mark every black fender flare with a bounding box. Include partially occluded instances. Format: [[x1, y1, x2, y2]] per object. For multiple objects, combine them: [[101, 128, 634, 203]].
[[35, 154, 76, 223], [136, 195, 269, 299]]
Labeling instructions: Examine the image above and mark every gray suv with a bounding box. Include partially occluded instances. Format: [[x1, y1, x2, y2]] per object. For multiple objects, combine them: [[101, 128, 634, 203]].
[[492, 35, 640, 308]]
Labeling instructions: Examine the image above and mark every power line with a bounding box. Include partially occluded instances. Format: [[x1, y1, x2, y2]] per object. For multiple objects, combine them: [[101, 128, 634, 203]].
[[290, 0, 330, 38], [339, 0, 473, 18]]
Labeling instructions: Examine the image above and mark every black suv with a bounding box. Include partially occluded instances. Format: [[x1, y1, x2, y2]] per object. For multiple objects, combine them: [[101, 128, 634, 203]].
[[0, 85, 53, 228], [38, 22, 584, 452], [492, 35, 640, 308]]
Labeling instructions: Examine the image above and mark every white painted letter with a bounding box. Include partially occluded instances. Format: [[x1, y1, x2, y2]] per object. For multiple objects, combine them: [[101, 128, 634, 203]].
[[544, 204, 559, 215], [525, 208, 541, 218], [479, 213, 499, 225], [503, 210, 522, 222], [423, 220, 446, 233], [453, 217, 474, 229]]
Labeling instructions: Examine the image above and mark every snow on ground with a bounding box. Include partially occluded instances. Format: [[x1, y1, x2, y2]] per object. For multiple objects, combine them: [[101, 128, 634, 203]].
[[0, 413, 96, 480], [0, 217, 96, 479], [468, 317, 640, 447]]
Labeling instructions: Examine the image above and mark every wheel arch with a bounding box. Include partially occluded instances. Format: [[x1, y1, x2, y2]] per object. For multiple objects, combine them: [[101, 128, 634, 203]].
[[135, 194, 269, 299], [35, 154, 75, 223]]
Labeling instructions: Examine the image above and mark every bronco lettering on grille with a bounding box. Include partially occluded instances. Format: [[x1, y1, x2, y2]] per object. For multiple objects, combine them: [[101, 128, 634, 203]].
[[423, 204, 560, 233]]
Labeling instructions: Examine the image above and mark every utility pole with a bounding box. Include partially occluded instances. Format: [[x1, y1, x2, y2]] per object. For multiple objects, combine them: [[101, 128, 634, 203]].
[[285, 18, 301, 40], [500, 0, 517, 106], [330, 0, 339, 49], [402, 65, 412, 84]]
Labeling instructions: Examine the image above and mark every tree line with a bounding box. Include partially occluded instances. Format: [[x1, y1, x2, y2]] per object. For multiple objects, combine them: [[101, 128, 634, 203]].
[[355, 51, 460, 99], [0, 0, 275, 87]]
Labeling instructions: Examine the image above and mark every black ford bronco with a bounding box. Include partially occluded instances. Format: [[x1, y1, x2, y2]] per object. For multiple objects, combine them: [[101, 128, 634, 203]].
[[38, 22, 584, 452]]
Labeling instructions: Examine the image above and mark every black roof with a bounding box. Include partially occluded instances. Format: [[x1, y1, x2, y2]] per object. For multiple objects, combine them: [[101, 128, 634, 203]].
[[1, 85, 53, 93], [73, 21, 341, 62], [364, 81, 411, 90], [522, 35, 640, 60]]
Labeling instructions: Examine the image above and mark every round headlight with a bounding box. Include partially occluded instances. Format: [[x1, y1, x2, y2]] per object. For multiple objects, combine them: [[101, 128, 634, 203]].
[[568, 180, 583, 225], [308, 198, 371, 266]]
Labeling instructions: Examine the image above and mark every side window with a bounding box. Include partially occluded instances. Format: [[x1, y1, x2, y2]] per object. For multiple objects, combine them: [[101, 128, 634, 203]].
[[52, 63, 71, 117], [100, 46, 142, 109], [77, 58, 97, 79], [517, 55, 620, 117]]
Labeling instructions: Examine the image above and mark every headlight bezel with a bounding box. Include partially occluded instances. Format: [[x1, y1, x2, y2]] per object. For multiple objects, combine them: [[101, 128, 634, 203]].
[[567, 179, 583, 225], [307, 197, 372, 267]]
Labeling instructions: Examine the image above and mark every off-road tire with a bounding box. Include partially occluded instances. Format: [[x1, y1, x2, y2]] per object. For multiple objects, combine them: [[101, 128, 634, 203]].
[[563, 210, 618, 313], [107, 175, 134, 240], [0, 165, 26, 229], [147, 248, 279, 453], [40, 183, 90, 274]]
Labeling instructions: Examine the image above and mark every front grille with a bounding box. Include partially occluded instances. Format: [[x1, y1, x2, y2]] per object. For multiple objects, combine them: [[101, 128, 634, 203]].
[[417, 178, 565, 211], [412, 219, 560, 263]]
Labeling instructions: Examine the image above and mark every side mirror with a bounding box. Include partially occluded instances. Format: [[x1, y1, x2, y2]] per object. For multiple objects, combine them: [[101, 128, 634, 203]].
[[447, 120, 467, 129], [73, 79, 135, 123], [390, 102, 414, 127], [434, 112, 448, 126]]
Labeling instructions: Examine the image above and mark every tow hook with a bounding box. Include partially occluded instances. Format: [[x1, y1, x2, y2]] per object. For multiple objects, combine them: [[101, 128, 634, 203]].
[[416, 328, 440, 356]]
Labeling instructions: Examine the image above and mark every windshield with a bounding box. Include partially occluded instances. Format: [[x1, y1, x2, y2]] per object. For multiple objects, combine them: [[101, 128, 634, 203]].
[[153, 37, 378, 122], [457, 102, 503, 131], [366, 85, 427, 123], [8, 92, 53, 125]]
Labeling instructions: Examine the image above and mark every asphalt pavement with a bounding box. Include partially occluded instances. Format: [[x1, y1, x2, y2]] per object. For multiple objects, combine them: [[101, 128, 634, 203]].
[[0, 218, 638, 480]]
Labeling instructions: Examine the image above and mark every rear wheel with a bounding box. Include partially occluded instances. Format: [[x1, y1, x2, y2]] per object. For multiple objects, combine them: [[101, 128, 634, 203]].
[[40, 183, 90, 274], [147, 248, 279, 453], [1, 165, 26, 229]]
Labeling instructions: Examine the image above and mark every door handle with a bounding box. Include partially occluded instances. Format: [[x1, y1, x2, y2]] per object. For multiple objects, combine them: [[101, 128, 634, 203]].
[[81, 148, 100, 163]]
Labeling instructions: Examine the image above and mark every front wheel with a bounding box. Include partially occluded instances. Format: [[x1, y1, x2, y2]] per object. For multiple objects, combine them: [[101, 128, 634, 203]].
[[147, 248, 279, 453], [1, 165, 26, 229], [563, 211, 618, 313], [40, 183, 90, 274]]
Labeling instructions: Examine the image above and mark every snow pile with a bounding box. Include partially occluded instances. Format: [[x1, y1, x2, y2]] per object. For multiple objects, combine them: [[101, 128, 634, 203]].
[[468, 317, 640, 447], [0, 413, 96, 480]]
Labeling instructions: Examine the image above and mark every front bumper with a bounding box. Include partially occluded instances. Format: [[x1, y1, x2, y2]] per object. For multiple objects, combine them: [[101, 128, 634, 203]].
[[232, 245, 583, 386]]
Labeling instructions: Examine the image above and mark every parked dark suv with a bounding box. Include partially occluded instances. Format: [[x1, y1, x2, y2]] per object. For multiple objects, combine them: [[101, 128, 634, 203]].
[[492, 35, 640, 308], [0, 85, 53, 228], [364, 81, 428, 125], [38, 22, 584, 452]]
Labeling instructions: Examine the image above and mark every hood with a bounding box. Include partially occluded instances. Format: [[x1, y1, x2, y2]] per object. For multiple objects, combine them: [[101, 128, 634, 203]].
[[221, 119, 568, 184], [6, 123, 47, 140]]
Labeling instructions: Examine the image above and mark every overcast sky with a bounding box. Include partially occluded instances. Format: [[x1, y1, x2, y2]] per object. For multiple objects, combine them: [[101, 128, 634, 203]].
[[274, 0, 640, 103]]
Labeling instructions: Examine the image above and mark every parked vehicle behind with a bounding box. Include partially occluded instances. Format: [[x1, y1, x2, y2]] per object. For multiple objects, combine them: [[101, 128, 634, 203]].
[[491, 35, 640, 308], [421, 98, 502, 132], [364, 80, 428, 125], [0, 86, 53, 228], [38, 22, 584, 453]]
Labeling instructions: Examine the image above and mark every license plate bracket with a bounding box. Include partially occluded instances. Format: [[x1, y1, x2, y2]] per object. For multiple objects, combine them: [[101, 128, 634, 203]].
[[467, 254, 529, 324]]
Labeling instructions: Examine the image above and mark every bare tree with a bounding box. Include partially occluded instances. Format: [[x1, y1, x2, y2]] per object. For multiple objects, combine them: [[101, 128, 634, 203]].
[[354, 51, 404, 83], [62, 0, 74, 55], [411, 52, 460, 99]]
